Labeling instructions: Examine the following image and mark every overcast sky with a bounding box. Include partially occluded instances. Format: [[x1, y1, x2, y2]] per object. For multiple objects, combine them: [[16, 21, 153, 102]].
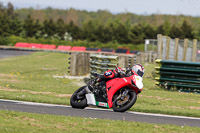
[[1, 0, 200, 16]]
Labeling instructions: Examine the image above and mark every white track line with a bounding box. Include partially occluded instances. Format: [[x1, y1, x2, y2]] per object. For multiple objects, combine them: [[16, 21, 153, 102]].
[[1, 99, 200, 120]]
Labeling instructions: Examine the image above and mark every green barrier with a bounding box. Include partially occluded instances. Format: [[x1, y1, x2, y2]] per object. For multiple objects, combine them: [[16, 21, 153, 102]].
[[155, 77, 200, 84], [155, 59, 200, 93], [156, 59, 200, 66], [155, 67, 200, 73]]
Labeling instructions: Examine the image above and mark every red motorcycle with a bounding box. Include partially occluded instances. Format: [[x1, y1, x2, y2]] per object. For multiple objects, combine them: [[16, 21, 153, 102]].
[[70, 71, 143, 112]]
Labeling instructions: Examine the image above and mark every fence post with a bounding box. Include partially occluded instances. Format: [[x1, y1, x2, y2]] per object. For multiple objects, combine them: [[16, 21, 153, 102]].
[[166, 37, 170, 60], [140, 52, 145, 63], [130, 55, 135, 67], [118, 56, 129, 68], [152, 53, 157, 63], [136, 53, 141, 64], [174, 38, 179, 61], [77, 53, 83, 75], [86, 53, 90, 74], [118, 56, 125, 68], [192, 39, 197, 62], [157, 34, 163, 59], [70, 52, 78, 76], [182, 39, 188, 61]]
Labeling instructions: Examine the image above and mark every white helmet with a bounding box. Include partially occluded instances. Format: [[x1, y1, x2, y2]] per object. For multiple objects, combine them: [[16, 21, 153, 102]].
[[132, 64, 145, 77]]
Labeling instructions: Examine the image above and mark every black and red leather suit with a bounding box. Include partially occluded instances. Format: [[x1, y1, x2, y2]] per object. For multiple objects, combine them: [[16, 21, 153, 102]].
[[97, 67, 125, 98], [98, 67, 125, 82]]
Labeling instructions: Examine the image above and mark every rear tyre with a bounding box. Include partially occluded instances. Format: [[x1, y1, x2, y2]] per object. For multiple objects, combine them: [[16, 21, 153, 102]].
[[112, 90, 137, 112], [70, 86, 88, 109]]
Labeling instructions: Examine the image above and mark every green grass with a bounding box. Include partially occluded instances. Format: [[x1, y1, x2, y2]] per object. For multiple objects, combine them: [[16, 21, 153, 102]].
[[0, 110, 199, 133], [0, 52, 200, 117], [0, 52, 80, 104]]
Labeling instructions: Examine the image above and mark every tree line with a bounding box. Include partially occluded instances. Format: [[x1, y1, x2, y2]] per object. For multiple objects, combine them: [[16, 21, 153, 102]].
[[0, 2, 199, 46]]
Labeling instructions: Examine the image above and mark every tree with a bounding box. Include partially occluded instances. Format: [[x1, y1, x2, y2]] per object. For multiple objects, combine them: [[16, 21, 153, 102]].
[[170, 24, 182, 38], [43, 18, 56, 37], [0, 14, 10, 36], [156, 21, 171, 36], [66, 21, 82, 40], [7, 2, 14, 17], [128, 23, 145, 44], [113, 22, 129, 44], [143, 23, 157, 39], [179, 20, 194, 39], [23, 15, 41, 37], [82, 20, 98, 41], [55, 18, 66, 39]]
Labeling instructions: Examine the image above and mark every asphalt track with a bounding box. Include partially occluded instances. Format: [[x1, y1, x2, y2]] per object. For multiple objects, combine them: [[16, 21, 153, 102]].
[[0, 49, 33, 58], [0, 99, 200, 127]]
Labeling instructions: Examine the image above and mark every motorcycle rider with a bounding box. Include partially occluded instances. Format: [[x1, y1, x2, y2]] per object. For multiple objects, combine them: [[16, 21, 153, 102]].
[[96, 67, 125, 99], [97, 64, 144, 99]]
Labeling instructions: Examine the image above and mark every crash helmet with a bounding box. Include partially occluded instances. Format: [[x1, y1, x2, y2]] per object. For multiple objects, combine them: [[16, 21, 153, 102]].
[[132, 64, 145, 77]]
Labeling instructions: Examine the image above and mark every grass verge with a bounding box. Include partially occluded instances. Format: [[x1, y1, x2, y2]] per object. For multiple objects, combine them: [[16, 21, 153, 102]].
[[0, 52, 200, 117], [0, 110, 199, 133]]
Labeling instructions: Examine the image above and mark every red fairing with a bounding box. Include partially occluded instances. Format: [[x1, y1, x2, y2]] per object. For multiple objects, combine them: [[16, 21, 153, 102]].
[[104, 70, 115, 78], [106, 71, 141, 108], [106, 77, 133, 108]]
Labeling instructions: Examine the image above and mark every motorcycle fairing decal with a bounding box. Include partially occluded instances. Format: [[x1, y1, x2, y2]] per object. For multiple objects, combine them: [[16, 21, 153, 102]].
[[96, 102, 109, 108], [123, 78, 127, 82]]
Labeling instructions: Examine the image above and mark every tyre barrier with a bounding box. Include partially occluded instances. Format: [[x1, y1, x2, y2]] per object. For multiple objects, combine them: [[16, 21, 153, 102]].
[[90, 54, 118, 78]]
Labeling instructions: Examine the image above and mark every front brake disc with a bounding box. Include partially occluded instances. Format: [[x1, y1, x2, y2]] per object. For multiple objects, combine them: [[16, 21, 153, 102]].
[[116, 95, 130, 106]]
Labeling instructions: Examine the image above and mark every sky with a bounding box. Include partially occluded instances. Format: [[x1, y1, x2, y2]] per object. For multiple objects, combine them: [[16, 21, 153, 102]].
[[1, 0, 200, 16]]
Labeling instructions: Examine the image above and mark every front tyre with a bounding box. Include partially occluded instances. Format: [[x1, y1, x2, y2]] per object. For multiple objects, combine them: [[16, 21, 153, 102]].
[[112, 90, 137, 112], [70, 86, 87, 109]]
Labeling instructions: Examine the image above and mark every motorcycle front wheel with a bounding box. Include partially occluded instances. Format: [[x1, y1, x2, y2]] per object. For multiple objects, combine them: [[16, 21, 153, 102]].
[[112, 89, 137, 112], [70, 86, 88, 109]]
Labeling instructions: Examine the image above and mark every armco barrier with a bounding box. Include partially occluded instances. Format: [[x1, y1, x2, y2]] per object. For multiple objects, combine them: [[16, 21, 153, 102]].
[[155, 59, 200, 93]]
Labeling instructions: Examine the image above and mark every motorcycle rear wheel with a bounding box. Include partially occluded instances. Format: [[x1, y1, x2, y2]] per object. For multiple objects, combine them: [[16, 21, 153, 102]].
[[70, 86, 88, 109], [112, 90, 137, 112]]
